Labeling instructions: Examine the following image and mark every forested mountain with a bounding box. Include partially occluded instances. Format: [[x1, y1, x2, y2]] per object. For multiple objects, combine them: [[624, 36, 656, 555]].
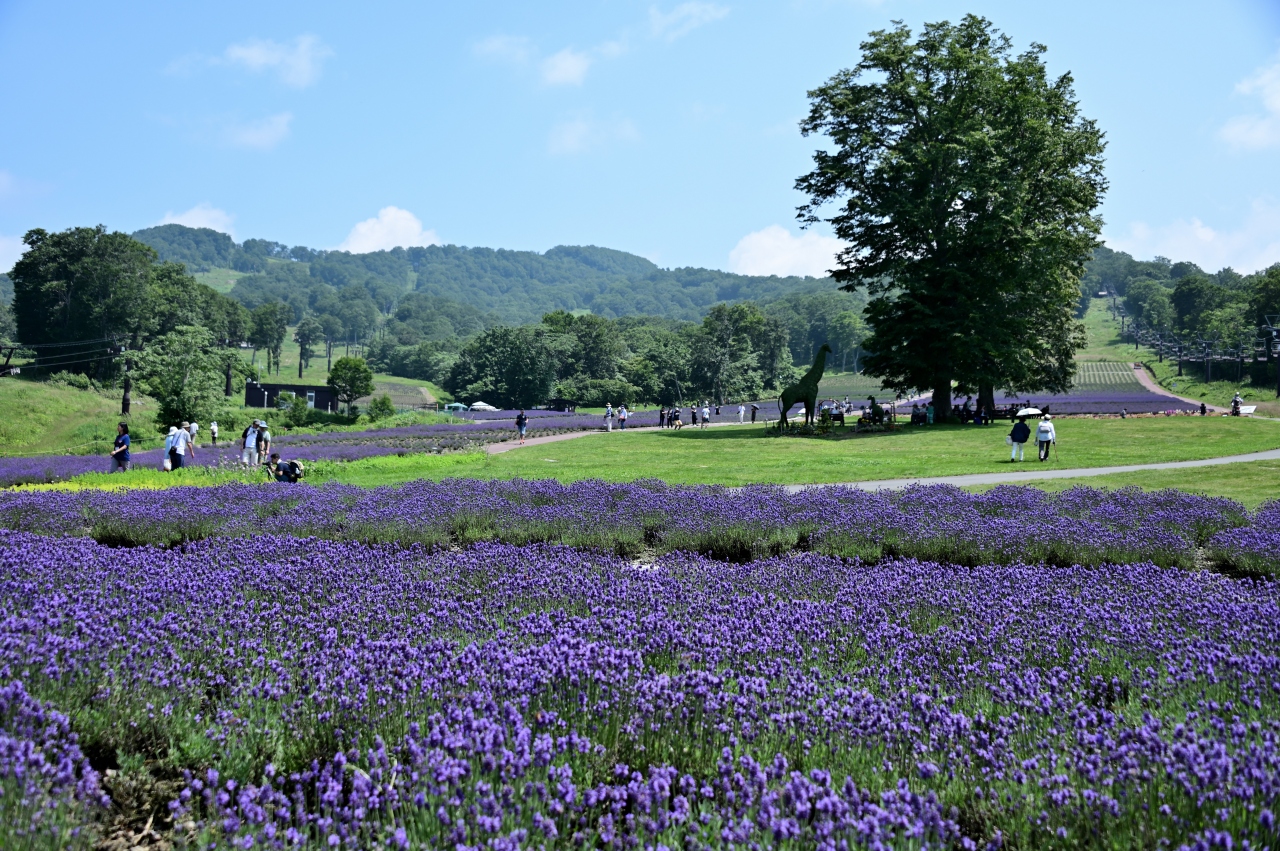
[[132, 225, 838, 332]]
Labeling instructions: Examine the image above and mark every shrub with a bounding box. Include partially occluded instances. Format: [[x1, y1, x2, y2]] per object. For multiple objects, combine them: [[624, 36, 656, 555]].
[[47, 371, 93, 390], [367, 394, 396, 422]]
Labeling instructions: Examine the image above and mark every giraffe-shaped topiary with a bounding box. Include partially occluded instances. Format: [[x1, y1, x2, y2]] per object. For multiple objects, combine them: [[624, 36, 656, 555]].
[[778, 343, 832, 427]]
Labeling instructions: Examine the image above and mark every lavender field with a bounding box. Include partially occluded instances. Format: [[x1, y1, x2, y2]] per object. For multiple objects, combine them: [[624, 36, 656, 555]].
[[1, 479, 1279, 849], [0, 416, 612, 488]]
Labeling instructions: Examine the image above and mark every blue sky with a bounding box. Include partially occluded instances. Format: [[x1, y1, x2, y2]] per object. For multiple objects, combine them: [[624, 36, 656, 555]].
[[2, 0, 1279, 277]]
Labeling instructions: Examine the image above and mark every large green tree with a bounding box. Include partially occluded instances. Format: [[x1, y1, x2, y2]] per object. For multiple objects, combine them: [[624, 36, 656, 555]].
[[795, 16, 1106, 419], [249, 302, 289, 376], [327, 356, 376, 414], [445, 326, 557, 409], [136, 325, 226, 426], [293, 314, 325, 378], [11, 226, 154, 382]]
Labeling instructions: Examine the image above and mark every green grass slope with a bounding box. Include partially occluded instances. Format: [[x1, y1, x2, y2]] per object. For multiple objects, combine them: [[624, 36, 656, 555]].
[[0, 378, 161, 455]]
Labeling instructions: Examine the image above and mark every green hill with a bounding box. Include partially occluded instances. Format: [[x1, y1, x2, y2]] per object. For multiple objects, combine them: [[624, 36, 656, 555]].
[[132, 224, 839, 328]]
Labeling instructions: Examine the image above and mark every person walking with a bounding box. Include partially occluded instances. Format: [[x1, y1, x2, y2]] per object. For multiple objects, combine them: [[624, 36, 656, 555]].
[[604, 403, 614, 432], [1008, 416, 1031, 462], [164, 426, 179, 471], [700, 404, 710, 429], [172, 421, 196, 469], [189, 421, 199, 445], [671, 407, 683, 429], [750, 404, 758, 423], [690, 405, 698, 427], [210, 420, 219, 446], [618, 404, 628, 430], [257, 421, 271, 465], [109, 422, 131, 472], [1035, 414, 1056, 461], [515, 410, 528, 444], [737, 404, 745, 423], [658, 407, 667, 429], [241, 420, 260, 467]]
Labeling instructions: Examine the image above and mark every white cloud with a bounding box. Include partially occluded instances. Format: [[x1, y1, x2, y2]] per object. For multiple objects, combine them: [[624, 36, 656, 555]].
[[337, 207, 440, 254], [1106, 199, 1280, 275], [649, 2, 729, 42], [223, 34, 333, 88], [728, 225, 845, 278], [548, 116, 638, 155], [474, 35, 535, 65], [158, 203, 236, 236], [541, 49, 592, 86], [223, 113, 293, 150], [0, 234, 25, 275], [1220, 54, 1280, 149]]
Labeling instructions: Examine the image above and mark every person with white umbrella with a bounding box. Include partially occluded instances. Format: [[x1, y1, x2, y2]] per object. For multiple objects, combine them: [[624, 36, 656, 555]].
[[1036, 414, 1057, 461]]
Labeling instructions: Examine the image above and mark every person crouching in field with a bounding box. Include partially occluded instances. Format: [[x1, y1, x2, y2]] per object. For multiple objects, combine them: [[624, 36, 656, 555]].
[[266, 453, 304, 483], [1036, 414, 1057, 461]]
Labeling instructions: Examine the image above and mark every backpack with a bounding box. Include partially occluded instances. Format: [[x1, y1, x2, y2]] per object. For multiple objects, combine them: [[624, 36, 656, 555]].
[[291, 460, 305, 479]]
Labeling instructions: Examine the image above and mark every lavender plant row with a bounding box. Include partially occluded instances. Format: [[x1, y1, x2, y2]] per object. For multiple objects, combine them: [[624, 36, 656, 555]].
[[0, 480, 1250, 569], [1, 533, 1278, 848]]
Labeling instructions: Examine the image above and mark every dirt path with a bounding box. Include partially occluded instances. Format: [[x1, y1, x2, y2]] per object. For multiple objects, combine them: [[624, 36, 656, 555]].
[[1131, 361, 1219, 412]]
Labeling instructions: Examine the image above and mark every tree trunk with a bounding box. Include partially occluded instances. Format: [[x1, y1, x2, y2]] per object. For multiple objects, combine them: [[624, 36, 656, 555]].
[[978, 382, 996, 419], [327, 341, 332, 373], [121, 365, 132, 416], [298, 356, 304, 379], [224, 358, 234, 397], [932, 373, 952, 423]]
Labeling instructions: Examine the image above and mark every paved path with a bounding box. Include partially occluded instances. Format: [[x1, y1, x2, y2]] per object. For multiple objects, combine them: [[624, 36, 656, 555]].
[[781, 447, 1280, 493], [1129, 361, 1220, 412]]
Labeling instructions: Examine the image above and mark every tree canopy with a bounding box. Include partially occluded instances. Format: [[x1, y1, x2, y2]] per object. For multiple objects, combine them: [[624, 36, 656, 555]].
[[10, 226, 247, 390], [796, 16, 1106, 418], [327, 357, 376, 414]]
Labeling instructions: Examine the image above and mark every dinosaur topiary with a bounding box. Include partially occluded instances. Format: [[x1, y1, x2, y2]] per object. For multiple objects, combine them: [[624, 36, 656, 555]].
[[778, 343, 832, 428]]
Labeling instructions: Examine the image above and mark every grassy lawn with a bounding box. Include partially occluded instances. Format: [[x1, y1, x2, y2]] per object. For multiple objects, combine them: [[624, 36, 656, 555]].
[[309, 417, 1280, 487], [192, 268, 245, 293], [1077, 298, 1131, 361], [0, 377, 163, 456], [975, 459, 1280, 509], [1144, 356, 1280, 416]]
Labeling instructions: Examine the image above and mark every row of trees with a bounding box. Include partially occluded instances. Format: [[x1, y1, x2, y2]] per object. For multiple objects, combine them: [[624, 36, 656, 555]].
[[1120, 255, 1280, 349], [374, 305, 802, 410]]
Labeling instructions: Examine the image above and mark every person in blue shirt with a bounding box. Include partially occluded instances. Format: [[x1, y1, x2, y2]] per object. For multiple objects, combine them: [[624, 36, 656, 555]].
[[109, 422, 130, 472]]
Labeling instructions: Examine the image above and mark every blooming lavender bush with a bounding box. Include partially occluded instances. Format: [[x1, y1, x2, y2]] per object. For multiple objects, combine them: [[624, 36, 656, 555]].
[[0, 680, 109, 849], [0, 481, 1247, 566], [1208, 498, 1280, 576], [1, 532, 1278, 848]]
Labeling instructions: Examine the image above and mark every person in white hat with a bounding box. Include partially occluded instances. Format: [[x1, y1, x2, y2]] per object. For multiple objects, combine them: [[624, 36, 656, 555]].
[[1036, 414, 1056, 461], [164, 426, 179, 472], [241, 420, 260, 467]]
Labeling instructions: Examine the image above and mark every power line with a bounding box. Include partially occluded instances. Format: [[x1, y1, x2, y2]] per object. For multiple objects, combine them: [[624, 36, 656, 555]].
[[11, 336, 121, 349]]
